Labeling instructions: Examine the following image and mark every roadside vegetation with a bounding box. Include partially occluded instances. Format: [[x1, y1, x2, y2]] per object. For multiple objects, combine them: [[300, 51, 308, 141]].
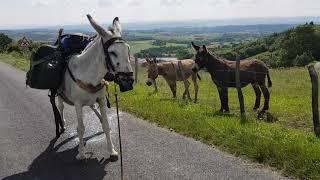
[[1, 23, 320, 179]]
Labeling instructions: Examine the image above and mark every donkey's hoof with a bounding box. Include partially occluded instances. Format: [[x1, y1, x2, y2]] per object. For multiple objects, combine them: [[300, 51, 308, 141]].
[[109, 154, 118, 162]]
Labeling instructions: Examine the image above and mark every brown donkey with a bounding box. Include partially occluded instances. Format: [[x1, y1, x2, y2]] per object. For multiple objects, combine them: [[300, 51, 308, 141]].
[[191, 42, 272, 112], [146, 58, 201, 102]]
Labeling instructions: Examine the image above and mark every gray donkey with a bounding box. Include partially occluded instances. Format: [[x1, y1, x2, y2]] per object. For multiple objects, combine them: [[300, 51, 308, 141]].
[[146, 58, 201, 102]]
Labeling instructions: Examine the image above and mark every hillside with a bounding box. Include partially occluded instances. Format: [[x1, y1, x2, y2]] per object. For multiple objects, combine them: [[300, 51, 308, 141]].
[[216, 23, 320, 67]]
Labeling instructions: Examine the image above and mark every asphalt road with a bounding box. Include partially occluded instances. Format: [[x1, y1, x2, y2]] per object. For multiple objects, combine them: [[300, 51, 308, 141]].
[[0, 61, 288, 180]]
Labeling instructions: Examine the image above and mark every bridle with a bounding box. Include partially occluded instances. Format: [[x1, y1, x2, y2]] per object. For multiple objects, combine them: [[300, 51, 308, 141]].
[[66, 36, 133, 94], [101, 37, 133, 82]]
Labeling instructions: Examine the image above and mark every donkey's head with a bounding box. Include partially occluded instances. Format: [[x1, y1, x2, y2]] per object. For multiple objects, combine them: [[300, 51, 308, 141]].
[[191, 42, 209, 72], [146, 57, 159, 86], [87, 14, 134, 92]]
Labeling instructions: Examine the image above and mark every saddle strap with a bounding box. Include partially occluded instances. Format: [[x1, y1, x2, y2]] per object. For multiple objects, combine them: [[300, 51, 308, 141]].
[[67, 65, 105, 94], [75, 79, 105, 94]]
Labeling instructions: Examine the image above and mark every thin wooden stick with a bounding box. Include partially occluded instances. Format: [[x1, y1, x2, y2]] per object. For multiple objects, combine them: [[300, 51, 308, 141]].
[[235, 57, 245, 116], [114, 85, 124, 180], [135, 56, 138, 84], [308, 65, 320, 137]]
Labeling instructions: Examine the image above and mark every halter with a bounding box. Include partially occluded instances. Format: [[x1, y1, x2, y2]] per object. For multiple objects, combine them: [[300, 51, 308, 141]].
[[102, 37, 122, 72], [66, 37, 133, 94], [101, 37, 133, 81]]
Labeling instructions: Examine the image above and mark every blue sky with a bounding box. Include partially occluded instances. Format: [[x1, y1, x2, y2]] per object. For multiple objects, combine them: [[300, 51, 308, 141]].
[[0, 0, 319, 28]]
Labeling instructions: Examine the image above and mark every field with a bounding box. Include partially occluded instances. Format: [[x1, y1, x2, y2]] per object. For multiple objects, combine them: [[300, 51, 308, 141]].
[[128, 40, 187, 55], [1, 53, 320, 179]]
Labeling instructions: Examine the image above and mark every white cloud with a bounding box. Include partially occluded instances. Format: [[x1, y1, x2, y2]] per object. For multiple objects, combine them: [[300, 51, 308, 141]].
[[128, 0, 144, 6], [160, 0, 184, 6], [31, 0, 49, 7]]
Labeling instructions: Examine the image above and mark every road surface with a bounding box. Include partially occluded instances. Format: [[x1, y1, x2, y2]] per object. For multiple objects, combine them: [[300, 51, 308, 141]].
[[0, 61, 288, 180]]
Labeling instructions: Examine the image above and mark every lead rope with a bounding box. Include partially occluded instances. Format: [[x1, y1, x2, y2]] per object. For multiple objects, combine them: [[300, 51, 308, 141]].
[[114, 84, 124, 180]]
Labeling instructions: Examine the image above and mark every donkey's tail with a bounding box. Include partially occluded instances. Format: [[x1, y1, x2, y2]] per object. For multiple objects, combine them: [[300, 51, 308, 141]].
[[197, 73, 202, 81], [267, 72, 272, 88]]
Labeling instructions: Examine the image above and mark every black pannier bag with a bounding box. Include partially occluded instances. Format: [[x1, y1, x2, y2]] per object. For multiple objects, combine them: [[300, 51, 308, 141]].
[[26, 45, 65, 89]]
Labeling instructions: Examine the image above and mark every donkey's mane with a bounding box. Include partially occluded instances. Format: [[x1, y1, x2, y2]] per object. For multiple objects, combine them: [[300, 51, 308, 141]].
[[208, 52, 229, 63]]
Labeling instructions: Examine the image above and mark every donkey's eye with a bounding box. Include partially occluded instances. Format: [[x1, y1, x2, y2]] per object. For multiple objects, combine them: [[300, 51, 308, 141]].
[[110, 52, 117, 57], [116, 62, 120, 66]]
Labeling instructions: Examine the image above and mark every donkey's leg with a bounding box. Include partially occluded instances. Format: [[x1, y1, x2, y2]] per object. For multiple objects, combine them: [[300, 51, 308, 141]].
[[57, 96, 66, 132], [183, 80, 191, 100], [252, 83, 261, 111], [260, 85, 270, 112], [217, 87, 224, 112], [223, 87, 230, 112], [192, 74, 199, 103], [153, 80, 159, 93], [75, 104, 86, 159], [98, 97, 118, 160], [166, 80, 177, 98]]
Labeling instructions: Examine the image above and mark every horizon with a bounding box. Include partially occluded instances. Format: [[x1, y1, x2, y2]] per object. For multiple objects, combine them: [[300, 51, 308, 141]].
[[1, 16, 319, 30], [1, 0, 320, 29]]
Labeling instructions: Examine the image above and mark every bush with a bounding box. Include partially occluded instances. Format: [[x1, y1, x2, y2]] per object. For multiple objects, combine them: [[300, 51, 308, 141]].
[[0, 33, 13, 52], [6, 44, 22, 54], [293, 52, 313, 66], [152, 40, 167, 46]]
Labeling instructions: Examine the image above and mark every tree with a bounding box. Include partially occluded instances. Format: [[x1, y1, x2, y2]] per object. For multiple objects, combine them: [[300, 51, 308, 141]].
[[280, 25, 320, 66], [293, 52, 313, 66], [177, 49, 193, 60], [152, 40, 167, 46], [0, 33, 13, 51]]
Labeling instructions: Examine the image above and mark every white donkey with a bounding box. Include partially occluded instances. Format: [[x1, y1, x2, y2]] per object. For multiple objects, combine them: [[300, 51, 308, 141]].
[[57, 14, 134, 160]]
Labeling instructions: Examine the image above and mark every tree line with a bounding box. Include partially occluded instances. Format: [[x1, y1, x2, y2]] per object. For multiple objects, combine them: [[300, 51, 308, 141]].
[[216, 23, 320, 67]]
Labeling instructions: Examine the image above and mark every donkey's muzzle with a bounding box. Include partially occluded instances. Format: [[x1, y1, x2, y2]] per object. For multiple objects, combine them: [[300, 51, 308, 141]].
[[192, 63, 200, 72], [146, 79, 153, 86], [115, 72, 134, 92]]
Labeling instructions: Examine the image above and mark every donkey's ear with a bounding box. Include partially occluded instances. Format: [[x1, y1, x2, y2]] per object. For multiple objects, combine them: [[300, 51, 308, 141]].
[[202, 45, 208, 53], [153, 57, 157, 62], [191, 42, 200, 51], [113, 17, 122, 35], [87, 14, 111, 37]]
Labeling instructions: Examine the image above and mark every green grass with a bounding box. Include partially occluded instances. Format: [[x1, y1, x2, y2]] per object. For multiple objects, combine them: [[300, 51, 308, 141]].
[[0, 53, 30, 71], [128, 40, 188, 54], [2, 54, 320, 179], [118, 67, 320, 179], [128, 40, 156, 54]]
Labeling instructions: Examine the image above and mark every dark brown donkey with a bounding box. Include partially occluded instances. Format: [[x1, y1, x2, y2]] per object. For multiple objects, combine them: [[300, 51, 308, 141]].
[[191, 42, 272, 112]]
